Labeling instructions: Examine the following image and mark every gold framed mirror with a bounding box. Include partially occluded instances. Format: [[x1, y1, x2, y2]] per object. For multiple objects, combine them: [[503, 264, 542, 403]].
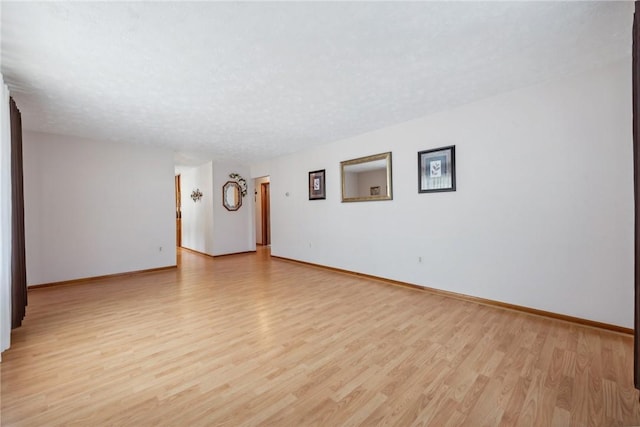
[[340, 152, 393, 202], [222, 181, 242, 211]]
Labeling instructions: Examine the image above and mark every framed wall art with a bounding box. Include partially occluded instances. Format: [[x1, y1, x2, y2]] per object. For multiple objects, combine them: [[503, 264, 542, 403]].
[[418, 145, 456, 193], [308, 169, 326, 200]]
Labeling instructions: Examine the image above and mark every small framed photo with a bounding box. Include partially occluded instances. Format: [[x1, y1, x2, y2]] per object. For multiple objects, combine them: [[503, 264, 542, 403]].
[[418, 145, 456, 193], [309, 169, 326, 200]]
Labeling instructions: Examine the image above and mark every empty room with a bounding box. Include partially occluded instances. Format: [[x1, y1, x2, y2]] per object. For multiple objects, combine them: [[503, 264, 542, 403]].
[[2, 1, 640, 425]]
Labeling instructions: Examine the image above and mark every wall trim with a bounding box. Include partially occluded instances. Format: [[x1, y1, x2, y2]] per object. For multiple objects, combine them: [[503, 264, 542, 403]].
[[180, 246, 256, 258], [180, 246, 215, 258], [272, 255, 633, 336], [213, 250, 257, 258], [28, 265, 177, 290]]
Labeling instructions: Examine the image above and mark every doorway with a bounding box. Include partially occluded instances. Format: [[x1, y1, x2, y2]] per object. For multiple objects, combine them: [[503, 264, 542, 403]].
[[175, 174, 181, 247], [261, 182, 270, 245], [254, 176, 271, 246]]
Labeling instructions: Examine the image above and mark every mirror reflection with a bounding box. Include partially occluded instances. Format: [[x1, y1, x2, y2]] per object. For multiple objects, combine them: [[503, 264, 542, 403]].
[[223, 181, 242, 211], [341, 152, 393, 202]]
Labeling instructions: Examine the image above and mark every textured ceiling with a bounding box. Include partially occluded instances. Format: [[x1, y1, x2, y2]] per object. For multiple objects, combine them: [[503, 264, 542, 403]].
[[1, 2, 633, 164]]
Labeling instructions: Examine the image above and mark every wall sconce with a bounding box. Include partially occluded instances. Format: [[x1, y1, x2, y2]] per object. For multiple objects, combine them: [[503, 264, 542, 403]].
[[191, 188, 203, 202]]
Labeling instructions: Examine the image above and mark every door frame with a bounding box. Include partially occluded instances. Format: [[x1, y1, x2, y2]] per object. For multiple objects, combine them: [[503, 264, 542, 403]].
[[261, 182, 270, 246], [175, 174, 181, 247]]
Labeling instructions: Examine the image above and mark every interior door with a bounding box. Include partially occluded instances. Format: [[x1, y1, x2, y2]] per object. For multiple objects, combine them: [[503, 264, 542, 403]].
[[261, 182, 271, 245], [175, 174, 181, 247], [633, 1, 639, 391]]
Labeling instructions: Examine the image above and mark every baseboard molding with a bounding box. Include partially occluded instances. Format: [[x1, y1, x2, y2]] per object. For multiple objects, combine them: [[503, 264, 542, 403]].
[[179, 247, 215, 258], [28, 265, 178, 290], [271, 255, 633, 336], [180, 246, 256, 258], [213, 250, 257, 258]]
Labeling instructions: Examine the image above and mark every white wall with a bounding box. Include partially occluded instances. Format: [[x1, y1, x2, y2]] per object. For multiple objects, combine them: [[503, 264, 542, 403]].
[[251, 59, 634, 328], [212, 164, 255, 255], [254, 176, 270, 245], [179, 162, 214, 255], [22, 132, 176, 285], [179, 163, 255, 256], [0, 75, 12, 355]]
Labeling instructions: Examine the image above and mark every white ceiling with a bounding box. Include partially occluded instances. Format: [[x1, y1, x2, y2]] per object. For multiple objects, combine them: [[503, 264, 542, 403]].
[[1, 1, 633, 164]]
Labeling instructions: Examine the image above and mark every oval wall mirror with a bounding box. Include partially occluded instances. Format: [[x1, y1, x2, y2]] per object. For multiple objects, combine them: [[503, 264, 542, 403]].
[[341, 152, 393, 202], [222, 181, 242, 211]]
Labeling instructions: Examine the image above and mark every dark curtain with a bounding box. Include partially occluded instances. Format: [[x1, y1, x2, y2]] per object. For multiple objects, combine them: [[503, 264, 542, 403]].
[[634, 1, 640, 390], [10, 97, 26, 329]]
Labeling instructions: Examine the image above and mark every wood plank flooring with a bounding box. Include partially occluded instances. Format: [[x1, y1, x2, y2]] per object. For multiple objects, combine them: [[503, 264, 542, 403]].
[[2, 248, 640, 426]]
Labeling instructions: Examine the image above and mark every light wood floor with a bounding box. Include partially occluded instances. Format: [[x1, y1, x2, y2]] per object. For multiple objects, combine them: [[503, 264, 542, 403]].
[[2, 248, 640, 426]]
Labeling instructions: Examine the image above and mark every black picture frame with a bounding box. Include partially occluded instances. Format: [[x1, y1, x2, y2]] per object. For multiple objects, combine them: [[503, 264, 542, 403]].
[[418, 145, 456, 193], [309, 169, 326, 200]]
